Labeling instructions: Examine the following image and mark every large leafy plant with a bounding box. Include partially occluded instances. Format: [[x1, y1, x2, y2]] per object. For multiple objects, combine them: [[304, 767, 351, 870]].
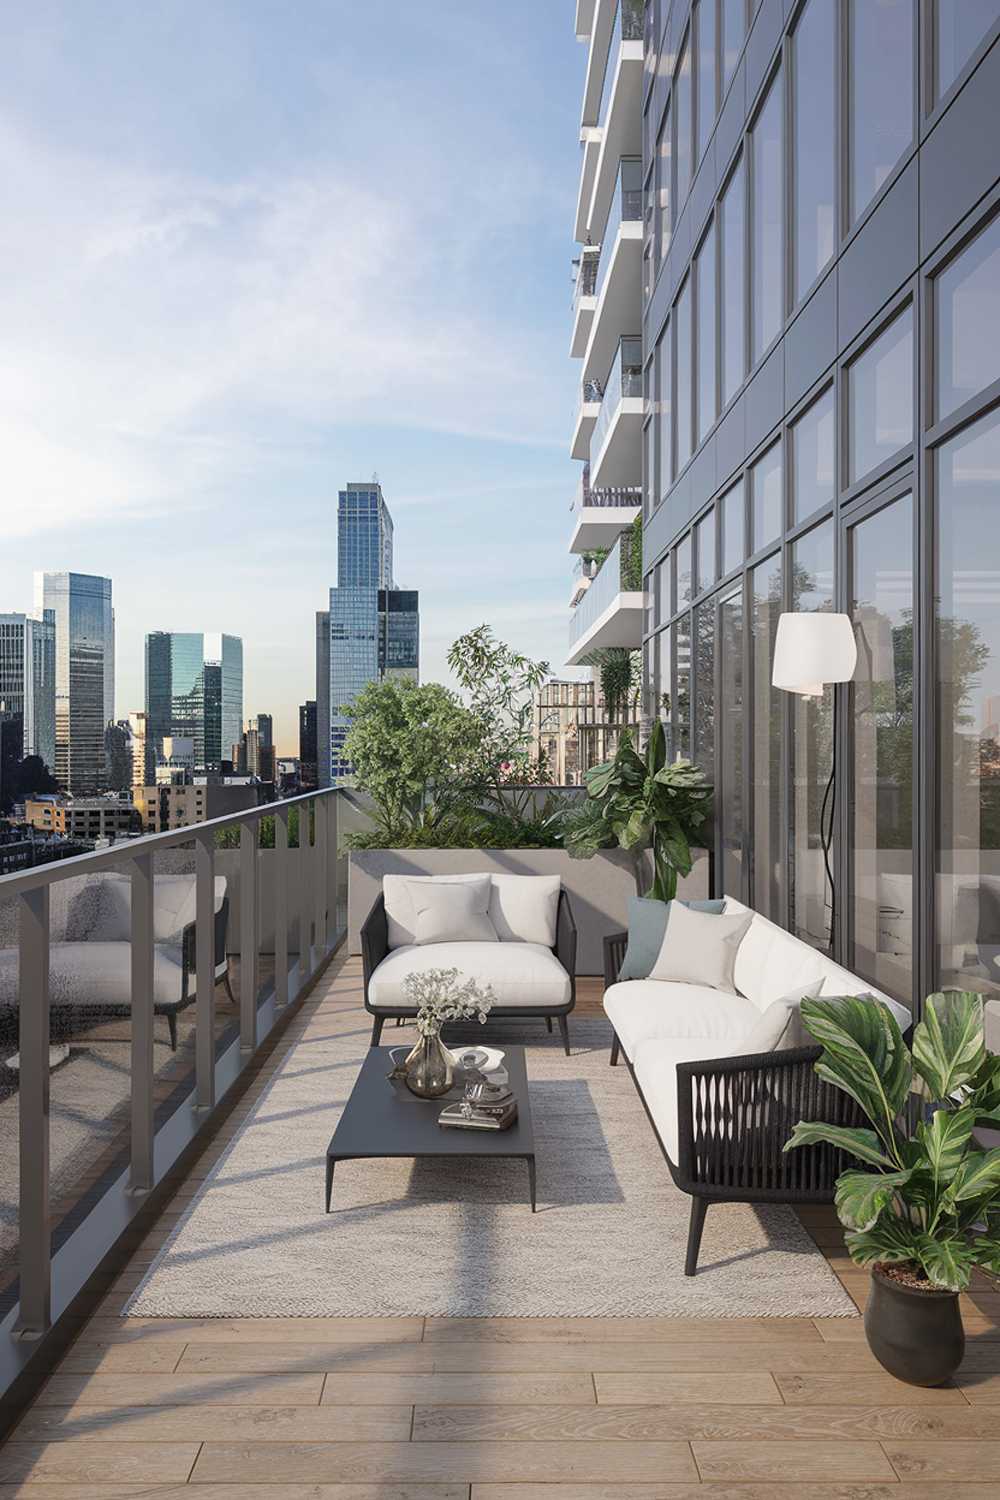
[[555, 720, 712, 900], [785, 991, 1000, 1292]]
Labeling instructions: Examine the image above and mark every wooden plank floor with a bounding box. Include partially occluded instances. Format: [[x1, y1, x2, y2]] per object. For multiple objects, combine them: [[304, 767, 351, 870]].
[[3, 950, 1000, 1496]]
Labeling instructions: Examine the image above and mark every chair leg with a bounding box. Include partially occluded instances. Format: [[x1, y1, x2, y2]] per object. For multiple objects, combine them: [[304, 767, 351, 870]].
[[545, 1016, 553, 1034], [167, 1012, 178, 1052], [370, 1015, 385, 1047], [222, 968, 236, 1006], [558, 1015, 570, 1056], [610, 1032, 620, 1067], [684, 1197, 709, 1277]]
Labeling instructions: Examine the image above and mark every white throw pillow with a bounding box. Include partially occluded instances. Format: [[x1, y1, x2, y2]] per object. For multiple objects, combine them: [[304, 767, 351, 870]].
[[409, 878, 498, 946], [739, 980, 824, 1054], [648, 900, 753, 993], [487, 874, 561, 945]]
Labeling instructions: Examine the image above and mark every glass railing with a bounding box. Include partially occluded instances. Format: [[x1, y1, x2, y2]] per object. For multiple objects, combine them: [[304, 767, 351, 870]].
[[597, 0, 645, 129], [591, 336, 642, 465], [572, 247, 601, 315], [574, 463, 643, 512], [593, 157, 643, 307], [570, 526, 642, 646], [574, 376, 605, 431]]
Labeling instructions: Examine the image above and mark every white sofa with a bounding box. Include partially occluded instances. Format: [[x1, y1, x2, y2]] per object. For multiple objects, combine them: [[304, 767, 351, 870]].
[[603, 896, 913, 1274], [360, 872, 577, 1053], [0, 872, 231, 1049]]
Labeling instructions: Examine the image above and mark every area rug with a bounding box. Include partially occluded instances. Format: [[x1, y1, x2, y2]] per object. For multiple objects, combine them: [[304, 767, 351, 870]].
[[124, 1012, 857, 1319]]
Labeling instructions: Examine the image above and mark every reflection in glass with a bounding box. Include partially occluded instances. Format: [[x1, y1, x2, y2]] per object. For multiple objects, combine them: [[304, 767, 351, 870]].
[[721, 157, 746, 407], [720, 588, 744, 896], [696, 0, 716, 164], [657, 320, 672, 499], [722, 479, 745, 576], [677, 531, 692, 606], [675, 611, 692, 758], [722, 0, 745, 90], [936, 213, 1000, 422], [676, 31, 692, 208], [936, 409, 1000, 997], [644, 417, 655, 518], [752, 553, 783, 919], [658, 104, 672, 262], [851, 0, 912, 224], [675, 278, 693, 472], [849, 306, 913, 483], [695, 507, 716, 595], [791, 385, 835, 522], [696, 225, 716, 445], [790, 521, 835, 949], [694, 599, 716, 780], [793, 0, 835, 303], [751, 440, 783, 551], [751, 69, 783, 362], [851, 493, 914, 998], [655, 559, 667, 625], [656, 625, 671, 727], [937, 0, 1000, 99]]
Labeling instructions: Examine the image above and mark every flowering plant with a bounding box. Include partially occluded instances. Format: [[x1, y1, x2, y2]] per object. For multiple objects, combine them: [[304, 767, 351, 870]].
[[402, 968, 495, 1039]]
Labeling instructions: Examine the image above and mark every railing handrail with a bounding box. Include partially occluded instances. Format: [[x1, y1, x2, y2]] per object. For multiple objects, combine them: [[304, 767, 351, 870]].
[[0, 786, 341, 897]]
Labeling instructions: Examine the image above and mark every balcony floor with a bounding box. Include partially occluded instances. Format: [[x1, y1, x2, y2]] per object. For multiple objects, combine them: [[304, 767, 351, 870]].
[[4, 950, 1000, 1492]]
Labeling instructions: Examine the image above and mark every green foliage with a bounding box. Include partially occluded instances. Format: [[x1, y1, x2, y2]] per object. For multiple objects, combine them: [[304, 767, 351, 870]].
[[582, 647, 642, 726], [447, 624, 551, 817], [553, 720, 712, 900], [785, 991, 1000, 1292], [619, 514, 643, 592]]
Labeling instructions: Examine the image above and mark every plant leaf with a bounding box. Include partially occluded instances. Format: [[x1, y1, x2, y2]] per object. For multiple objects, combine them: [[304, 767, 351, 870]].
[[835, 1169, 913, 1232], [946, 1146, 1000, 1205], [917, 1105, 976, 1190], [972, 1235, 1000, 1279], [800, 996, 911, 1152], [784, 1121, 898, 1169], [844, 1218, 920, 1268], [912, 990, 987, 1104], [913, 1232, 975, 1292]]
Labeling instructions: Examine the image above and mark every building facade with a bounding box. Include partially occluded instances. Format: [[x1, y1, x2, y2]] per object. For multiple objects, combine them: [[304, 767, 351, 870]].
[[531, 678, 602, 784], [634, 0, 1000, 1016], [0, 611, 56, 776], [103, 719, 133, 793], [133, 778, 259, 834], [299, 700, 318, 790], [24, 795, 140, 842], [33, 572, 114, 796], [144, 631, 243, 773]]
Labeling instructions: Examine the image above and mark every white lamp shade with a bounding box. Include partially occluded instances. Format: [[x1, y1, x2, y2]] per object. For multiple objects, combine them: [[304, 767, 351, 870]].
[[772, 612, 858, 696]]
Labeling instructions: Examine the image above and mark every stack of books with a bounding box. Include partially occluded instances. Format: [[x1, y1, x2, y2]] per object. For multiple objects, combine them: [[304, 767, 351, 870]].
[[439, 1083, 518, 1132]]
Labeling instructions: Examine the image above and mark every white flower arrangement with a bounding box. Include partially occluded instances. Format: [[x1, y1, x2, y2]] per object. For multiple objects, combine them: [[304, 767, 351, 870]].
[[402, 968, 496, 1038]]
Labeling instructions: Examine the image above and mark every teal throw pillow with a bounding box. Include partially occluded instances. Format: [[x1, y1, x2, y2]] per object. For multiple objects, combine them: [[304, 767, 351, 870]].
[[618, 895, 727, 981]]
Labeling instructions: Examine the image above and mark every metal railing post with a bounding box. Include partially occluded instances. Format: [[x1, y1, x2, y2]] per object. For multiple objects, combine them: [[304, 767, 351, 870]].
[[325, 792, 339, 941], [195, 832, 216, 1110], [274, 808, 289, 1006], [129, 852, 155, 1193], [239, 821, 258, 1052], [300, 800, 312, 980], [314, 793, 327, 954], [16, 886, 51, 1336]]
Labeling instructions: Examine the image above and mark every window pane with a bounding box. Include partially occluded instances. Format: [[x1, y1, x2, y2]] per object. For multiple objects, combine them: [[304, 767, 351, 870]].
[[849, 306, 913, 483], [851, 493, 914, 999], [658, 103, 672, 262], [655, 558, 668, 624], [722, 479, 745, 575], [675, 31, 692, 208], [644, 416, 655, 518], [721, 157, 746, 406], [751, 439, 783, 551], [675, 278, 692, 472], [793, 0, 835, 303], [936, 408, 1000, 997], [790, 520, 835, 949], [645, 570, 655, 635], [751, 70, 783, 363], [851, 0, 913, 224], [695, 507, 717, 593], [696, 0, 716, 164], [696, 225, 716, 444], [675, 610, 692, 757], [694, 598, 716, 778], [936, 213, 1000, 421], [655, 625, 671, 721], [720, 587, 744, 894], [791, 385, 835, 522], [752, 552, 783, 919], [677, 531, 692, 607], [657, 319, 672, 499], [722, 0, 745, 90], [937, 0, 1000, 99]]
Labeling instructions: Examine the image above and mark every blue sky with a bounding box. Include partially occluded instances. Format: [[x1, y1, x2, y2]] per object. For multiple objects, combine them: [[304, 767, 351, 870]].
[[0, 1, 586, 752]]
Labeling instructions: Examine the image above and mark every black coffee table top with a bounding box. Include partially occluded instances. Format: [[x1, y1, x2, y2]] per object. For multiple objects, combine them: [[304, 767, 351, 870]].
[[327, 1045, 534, 1162]]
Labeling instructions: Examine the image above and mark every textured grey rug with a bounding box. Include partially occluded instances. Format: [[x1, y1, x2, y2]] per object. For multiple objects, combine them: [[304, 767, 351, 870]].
[[125, 1013, 857, 1318]]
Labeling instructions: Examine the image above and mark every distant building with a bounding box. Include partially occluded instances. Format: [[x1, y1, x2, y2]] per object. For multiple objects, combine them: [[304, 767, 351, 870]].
[[128, 710, 151, 796], [256, 713, 275, 783], [134, 778, 259, 834], [104, 720, 133, 793], [0, 611, 56, 779], [33, 573, 113, 795], [531, 678, 612, 785], [24, 794, 139, 842], [299, 700, 318, 790], [316, 611, 330, 788], [144, 631, 243, 773]]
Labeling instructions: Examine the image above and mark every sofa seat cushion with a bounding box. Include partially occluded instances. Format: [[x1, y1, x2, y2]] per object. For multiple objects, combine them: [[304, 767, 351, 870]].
[[603, 980, 759, 1063], [0, 942, 186, 1010], [368, 942, 571, 1011], [633, 1037, 744, 1162]]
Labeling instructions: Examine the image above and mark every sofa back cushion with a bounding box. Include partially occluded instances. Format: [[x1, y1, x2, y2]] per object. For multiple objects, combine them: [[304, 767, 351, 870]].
[[409, 878, 498, 945], [618, 895, 727, 980], [383, 872, 561, 949], [648, 901, 753, 992]]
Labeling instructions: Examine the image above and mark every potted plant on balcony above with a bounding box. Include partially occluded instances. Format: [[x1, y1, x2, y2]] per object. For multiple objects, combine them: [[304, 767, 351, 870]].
[[786, 990, 1000, 1385]]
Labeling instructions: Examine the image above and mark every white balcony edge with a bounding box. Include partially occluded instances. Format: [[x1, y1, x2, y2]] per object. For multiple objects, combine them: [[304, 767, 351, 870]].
[[570, 295, 597, 358], [570, 400, 601, 460], [569, 504, 642, 554], [590, 395, 644, 487], [574, 128, 604, 243], [567, 590, 645, 666], [581, 222, 643, 384]]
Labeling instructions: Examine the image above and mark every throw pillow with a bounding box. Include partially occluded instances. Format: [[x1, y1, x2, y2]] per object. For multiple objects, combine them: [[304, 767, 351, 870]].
[[619, 895, 727, 981], [739, 980, 824, 1054], [409, 878, 498, 946], [647, 900, 753, 992]]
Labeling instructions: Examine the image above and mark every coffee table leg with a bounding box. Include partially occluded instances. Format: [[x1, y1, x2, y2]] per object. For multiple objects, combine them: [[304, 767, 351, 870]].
[[527, 1155, 536, 1213], [325, 1157, 335, 1213]]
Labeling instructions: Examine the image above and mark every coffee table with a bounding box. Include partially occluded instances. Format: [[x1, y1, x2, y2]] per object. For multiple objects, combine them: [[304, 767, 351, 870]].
[[325, 1045, 536, 1212]]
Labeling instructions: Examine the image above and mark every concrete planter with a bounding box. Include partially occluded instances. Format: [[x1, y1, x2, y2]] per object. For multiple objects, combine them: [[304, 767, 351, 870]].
[[348, 847, 711, 976]]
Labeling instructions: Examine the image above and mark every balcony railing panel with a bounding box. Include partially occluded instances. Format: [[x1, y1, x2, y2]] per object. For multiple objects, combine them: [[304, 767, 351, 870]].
[[597, 0, 645, 130], [573, 463, 643, 514], [572, 247, 600, 315], [593, 157, 642, 308], [591, 335, 642, 465]]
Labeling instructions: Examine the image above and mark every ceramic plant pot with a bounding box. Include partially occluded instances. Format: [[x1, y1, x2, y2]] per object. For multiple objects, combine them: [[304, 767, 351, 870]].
[[864, 1265, 965, 1386], [403, 1030, 455, 1098]]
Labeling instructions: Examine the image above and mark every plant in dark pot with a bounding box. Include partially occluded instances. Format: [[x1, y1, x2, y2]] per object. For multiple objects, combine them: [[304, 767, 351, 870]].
[[785, 991, 1000, 1386]]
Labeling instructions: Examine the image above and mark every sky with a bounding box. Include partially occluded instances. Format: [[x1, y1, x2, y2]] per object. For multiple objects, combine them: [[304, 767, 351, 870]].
[[0, 0, 587, 753]]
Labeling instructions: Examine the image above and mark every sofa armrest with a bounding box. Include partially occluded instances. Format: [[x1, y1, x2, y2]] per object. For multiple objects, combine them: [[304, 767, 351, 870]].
[[604, 931, 628, 988], [361, 893, 389, 1007], [555, 890, 577, 980], [673, 1044, 865, 1198]]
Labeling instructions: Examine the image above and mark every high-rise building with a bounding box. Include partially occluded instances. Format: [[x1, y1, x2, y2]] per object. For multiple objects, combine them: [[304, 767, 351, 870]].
[[629, 0, 1000, 1011], [532, 679, 600, 785], [320, 482, 419, 785], [299, 700, 318, 790], [144, 632, 243, 773], [34, 573, 114, 796], [256, 713, 275, 783], [128, 710, 150, 796], [0, 611, 56, 776], [103, 720, 133, 794]]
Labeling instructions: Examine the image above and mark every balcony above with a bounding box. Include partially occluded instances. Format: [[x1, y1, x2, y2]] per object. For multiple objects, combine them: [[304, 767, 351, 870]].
[[567, 532, 644, 666], [569, 551, 600, 608], [581, 158, 642, 386], [590, 336, 643, 488], [574, 127, 603, 243], [575, 0, 597, 42], [570, 246, 600, 358], [569, 465, 642, 553], [582, 2, 643, 231], [580, 0, 617, 128], [570, 380, 602, 460]]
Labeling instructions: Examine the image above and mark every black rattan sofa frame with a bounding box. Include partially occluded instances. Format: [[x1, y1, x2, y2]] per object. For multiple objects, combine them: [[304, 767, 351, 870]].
[[361, 890, 577, 1055]]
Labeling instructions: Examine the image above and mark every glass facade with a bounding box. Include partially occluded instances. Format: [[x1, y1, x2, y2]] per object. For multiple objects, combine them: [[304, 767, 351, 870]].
[[850, 0, 912, 225], [34, 572, 113, 796], [792, 0, 835, 303], [848, 304, 913, 484], [143, 631, 242, 775], [0, 612, 56, 787], [750, 69, 783, 363], [935, 211, 1000, 421]]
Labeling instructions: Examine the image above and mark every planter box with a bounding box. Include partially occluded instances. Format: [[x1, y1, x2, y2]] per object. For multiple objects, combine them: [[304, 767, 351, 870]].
[[348, 847, 711, 976]]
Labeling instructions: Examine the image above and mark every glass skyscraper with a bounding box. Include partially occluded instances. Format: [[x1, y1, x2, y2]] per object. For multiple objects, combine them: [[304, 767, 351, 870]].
[[34, 572, 114, 796], [0, 611, 56, 802], [144, 631, 243, 775], [324, 482, 419, 784]]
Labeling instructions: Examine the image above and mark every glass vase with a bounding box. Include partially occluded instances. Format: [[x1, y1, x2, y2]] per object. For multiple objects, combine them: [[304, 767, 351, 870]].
[[403, 1028, 455, 1098]]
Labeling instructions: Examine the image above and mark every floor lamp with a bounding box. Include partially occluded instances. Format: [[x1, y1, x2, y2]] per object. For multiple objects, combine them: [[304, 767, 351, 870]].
[[772, 613, 858, 954]]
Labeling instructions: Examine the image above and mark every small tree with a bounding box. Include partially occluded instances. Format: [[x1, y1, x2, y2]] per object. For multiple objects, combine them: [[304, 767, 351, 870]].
[[447, 624, 551, 822]]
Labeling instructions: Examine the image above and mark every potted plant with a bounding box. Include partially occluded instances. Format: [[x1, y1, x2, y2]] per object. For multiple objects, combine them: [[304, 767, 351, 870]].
[[554, 719, 712, 901], [785, 990, 1000, 1385], [399, 968, 495, 1098]]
